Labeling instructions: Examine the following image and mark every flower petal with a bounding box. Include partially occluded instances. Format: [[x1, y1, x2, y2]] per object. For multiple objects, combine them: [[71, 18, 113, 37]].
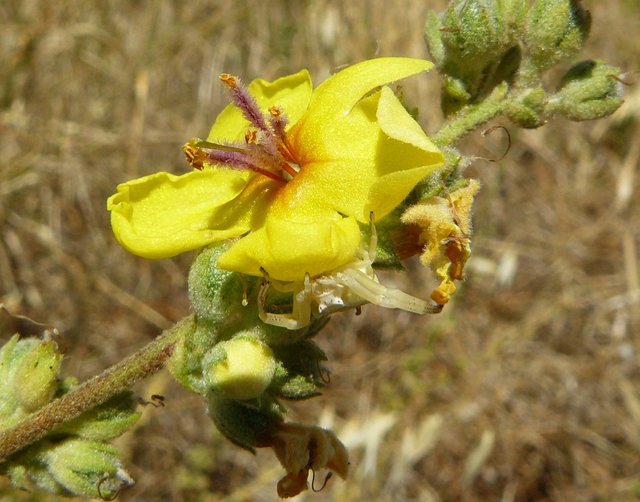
[[301, 57, 433, 123], [108, 169, 251, 258], [367, 86, 444, 217], [278, 86, 443, 222], [208, 69, 313, 142], [217, 215, 361, 281], [289, 57, 433, 151]]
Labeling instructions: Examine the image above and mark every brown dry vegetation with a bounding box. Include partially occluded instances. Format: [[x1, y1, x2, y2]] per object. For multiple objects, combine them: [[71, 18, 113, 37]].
[[1, 1, 639, 501]]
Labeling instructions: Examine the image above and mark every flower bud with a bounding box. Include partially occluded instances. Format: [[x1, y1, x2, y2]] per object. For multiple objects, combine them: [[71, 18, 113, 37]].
[[0, 336, 62, 427], [207, 393, 282, 452], [440, 0, 512, 65], [524, 0, 591, 71], [188, 243, 250, 325], [426, 0, 525, 113], [13, 339, 62, 413], [0, 335, 23, 423], [505, 86, 547, 128], [548, 60, 624, 121], [49, 440, 131, 498], [204, 336, 276, 400], [20, 438, 133, 498]]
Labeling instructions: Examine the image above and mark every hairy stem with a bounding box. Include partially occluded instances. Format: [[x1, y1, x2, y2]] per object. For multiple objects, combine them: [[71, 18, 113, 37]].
[[432, 83, 509, 146], [0, 315, 194, 461]]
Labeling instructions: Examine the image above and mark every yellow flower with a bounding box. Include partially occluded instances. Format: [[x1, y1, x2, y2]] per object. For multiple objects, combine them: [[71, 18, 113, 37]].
[[108, 58, 444, 282]]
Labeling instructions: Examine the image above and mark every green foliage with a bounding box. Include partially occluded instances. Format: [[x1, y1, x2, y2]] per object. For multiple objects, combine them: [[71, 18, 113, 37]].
[[425, 0, 527, 114]]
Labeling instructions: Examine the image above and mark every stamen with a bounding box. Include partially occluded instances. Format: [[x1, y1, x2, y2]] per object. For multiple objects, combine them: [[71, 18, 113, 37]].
[[203, 148, 285, 182], [279, 161, 299, 178], [219, 73, 271, 135], [269, 106, 297, 163], [182, 139, 285, 182], [185, 74, 302, 183], [183, 139, 245, 170]]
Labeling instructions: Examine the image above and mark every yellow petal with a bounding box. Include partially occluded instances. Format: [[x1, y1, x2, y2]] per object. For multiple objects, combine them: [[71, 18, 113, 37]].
[[208, 69, 313, 142], [302, 57, 432, 125], [278, 85, 443, 222], [217, 215, 361, 281], [108, 169, 251, 259], [367, 86, 444, 218], [289, 57, 433, 149]]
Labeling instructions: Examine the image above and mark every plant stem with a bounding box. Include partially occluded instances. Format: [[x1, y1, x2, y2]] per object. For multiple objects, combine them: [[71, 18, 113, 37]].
[[0, 315, 194, 461], [432, 83, 509, 147]]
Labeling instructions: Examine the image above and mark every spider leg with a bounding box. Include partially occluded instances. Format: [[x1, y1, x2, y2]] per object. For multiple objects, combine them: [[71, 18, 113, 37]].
[[257, 275, 312, 329], [337, 269, 428, 314]]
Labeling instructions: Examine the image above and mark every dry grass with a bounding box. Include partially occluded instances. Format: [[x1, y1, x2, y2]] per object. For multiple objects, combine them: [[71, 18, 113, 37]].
[[1, 1, 639, 500]]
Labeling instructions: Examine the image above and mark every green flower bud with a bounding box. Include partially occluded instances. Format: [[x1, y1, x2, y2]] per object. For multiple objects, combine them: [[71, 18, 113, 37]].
[[204, 336, 276, 400], [426, 0, 525, 113], [271, 340, 327, 400], [0, 335, 62, 428], [505, 86, 547, 128], [439, 0, 513, 72], [524, 0, 591, 71], [43, 439, 132, 498], [13, 339, 62, 412], [53, 392, 141, 440], [7, 438, 132, 498], [207, 393, 283, 452], [6, 462, 61, 494], [548, 60, 624, 121], [188, 243, 252, 325], [441, 76, 473, 115]]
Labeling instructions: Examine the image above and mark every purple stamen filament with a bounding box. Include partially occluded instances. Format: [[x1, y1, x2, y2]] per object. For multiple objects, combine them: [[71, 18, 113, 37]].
[[182, 73, 300, 183]]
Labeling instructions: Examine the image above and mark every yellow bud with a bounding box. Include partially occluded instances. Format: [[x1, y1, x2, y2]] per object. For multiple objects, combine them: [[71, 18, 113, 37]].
[[206, 338, 276, 400]]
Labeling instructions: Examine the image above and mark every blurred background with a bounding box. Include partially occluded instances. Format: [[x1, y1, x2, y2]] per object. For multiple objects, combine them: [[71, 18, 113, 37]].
[[1, 0, 639, 500]]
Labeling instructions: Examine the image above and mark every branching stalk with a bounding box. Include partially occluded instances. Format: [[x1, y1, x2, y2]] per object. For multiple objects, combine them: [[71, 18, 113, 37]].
[[0, 315, 193, 461]]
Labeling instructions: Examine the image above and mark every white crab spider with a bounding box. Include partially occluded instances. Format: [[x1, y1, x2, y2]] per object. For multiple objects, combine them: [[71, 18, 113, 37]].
[[258, 216, 431, 330]]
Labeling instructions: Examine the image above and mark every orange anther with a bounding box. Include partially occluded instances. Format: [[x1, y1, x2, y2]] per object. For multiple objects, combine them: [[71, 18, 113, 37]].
[[269, 106, 282, 117], [219, 73, 238, 88], [182, 144, 204, 170], [245, 129, 257, 144]]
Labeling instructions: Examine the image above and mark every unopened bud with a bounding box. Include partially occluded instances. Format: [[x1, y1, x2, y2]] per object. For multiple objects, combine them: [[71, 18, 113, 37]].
[[13, 340, 62, 412], [204, 336, 276, 400], [524, 0, 591, 71], [426, 0, 525, 113], [188, 243, 249, 325], [548, 60, 624, 121], [43, 439, 132, 498], [207, 393, 282, 452], [505, 86, 547, 128]]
